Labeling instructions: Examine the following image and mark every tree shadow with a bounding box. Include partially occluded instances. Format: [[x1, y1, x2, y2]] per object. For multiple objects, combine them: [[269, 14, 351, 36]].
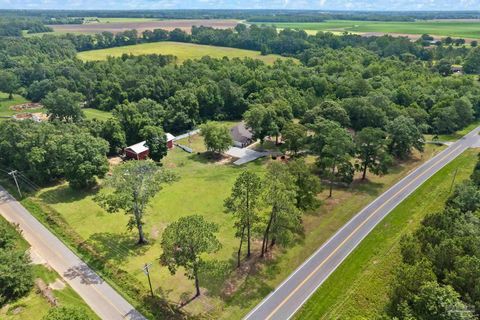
[[142, 294, 185, 320], [39, 184, 99, 204], [187, 151, 231, 165], [350, 178, 385, 196], [87, 232, 151, 263], [197, 259, 232, 298], [63, 263, 104, 285]]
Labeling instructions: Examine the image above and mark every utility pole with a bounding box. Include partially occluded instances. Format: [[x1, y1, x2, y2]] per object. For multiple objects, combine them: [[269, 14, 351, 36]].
[[142, 263, 154, 297], [8, 170, 22, 198]]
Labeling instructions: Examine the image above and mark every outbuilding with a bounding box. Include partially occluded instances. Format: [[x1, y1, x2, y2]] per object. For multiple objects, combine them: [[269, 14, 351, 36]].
[[125, 141, 149, 160], [166, 133, 175, 149]]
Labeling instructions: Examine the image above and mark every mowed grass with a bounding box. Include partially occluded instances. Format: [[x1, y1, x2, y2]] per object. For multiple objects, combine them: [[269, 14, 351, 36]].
[[83, 108, 113, 121], [0, 93, 31, 118], [77, 41, 286, 64], [259, 20, 480, 39], [30, 133, 444, 318], [295, 148, 478, 319]]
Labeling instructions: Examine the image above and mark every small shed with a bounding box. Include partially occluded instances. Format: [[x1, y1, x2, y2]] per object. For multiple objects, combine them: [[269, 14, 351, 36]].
[[166, 133, 175, 149], [451, 65, 463, 74], [125, 141, 149, 160], [230, 122, 253, 148]]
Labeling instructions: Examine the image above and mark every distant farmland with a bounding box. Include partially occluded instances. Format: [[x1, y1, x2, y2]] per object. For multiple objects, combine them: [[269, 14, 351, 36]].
[[258, 20, 480, 40], [49, 18, 240, 35], [77, 41, 285, 64]]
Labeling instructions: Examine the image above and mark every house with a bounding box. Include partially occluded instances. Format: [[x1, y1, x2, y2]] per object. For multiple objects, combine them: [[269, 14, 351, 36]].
[[125, 141, 149, 160], [166, 133, 175, 149], [230, 122, 253, 148], [451, 65, 463, 74]]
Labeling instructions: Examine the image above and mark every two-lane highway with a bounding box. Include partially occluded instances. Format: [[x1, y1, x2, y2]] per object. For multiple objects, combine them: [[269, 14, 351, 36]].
[[245, 127, 480, 320], [0, 187, 146, 320]]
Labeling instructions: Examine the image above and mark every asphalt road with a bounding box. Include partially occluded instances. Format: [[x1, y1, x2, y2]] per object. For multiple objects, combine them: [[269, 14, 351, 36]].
[[0, 187, 146, 320], [245, 126, 480, 320]]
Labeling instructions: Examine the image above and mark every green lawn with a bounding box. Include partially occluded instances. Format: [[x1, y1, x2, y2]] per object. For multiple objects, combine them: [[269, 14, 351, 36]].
[[0, 216, 98, 320], [77, 41, 287, 64], [83, 108, 113, 121], [258, 20, 480, 39], [0, 93, 31, 118], [296, 148, 478, 319], [27, 132, 443, 318]]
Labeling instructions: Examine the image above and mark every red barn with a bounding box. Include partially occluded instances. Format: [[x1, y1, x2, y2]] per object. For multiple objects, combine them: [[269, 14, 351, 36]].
[[166, 133, 175, 149], [125, 141, 149, 160]]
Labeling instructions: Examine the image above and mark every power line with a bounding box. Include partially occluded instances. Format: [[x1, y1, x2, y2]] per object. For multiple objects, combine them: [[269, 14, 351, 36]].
[[8, 170, 22, 198]]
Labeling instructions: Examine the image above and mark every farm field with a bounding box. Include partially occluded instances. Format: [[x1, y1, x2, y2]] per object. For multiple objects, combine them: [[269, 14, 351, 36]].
[[77, 41, 285, 64], [257, 20, 480, 39], [48, 19, 240, 35], [0, 216, 98, 320], [24, 129, 443, 318], [295, 148, 478, 319]]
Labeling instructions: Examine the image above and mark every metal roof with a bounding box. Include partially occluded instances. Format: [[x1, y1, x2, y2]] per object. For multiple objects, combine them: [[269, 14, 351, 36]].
[[126, 141, 148, 154]]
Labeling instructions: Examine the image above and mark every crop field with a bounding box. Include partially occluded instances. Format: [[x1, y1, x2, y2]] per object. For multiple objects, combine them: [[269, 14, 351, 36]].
[[77, 41, 285, 64], [258, 20, 480, 40], [296, 148, 478, 319], [25, 128, 443, 318], [48, 19, 240, 35]]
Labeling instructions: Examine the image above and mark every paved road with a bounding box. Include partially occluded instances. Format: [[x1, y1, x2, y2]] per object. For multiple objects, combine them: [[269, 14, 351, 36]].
[[245, 127, 480, 320], [0, 187, 146, 320]]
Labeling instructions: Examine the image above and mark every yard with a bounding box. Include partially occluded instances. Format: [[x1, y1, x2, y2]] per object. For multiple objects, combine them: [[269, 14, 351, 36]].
[[0, 93, 44, 119], [296, 148, 479, 319], [76, 41, 286, 64], [23, 129, 445, 318]]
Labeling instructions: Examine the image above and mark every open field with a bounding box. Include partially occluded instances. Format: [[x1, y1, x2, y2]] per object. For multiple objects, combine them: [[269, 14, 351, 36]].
[[77, 41, 285, 64], [21, 126, 443, 318], [257, 20, 480, 40], [0, 93, 46, 120], [48, 19, 240, 35], [83, 108, 113, 121], [84, 17, 160, 23], [295, 148, 478, 319], [0, 216, 98, 320]]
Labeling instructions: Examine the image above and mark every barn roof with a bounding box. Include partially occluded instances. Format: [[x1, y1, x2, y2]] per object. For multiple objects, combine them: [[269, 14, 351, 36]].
[[126, 141, 149, 154], [165, 133, 175, 142], [230, 122, 253, 143]]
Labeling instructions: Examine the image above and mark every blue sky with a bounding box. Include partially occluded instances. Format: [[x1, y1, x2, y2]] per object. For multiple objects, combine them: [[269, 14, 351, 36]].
[[1, 0, 480, 11]]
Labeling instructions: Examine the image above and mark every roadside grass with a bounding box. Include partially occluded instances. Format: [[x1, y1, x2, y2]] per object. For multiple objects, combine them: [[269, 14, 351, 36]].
[[83, 108, 113, 121], [76, 41, 287, 64], [260, 20, 480, 39], [0, 216, 98, 320], [13, 127, 443, 318], [295, 148, 478, 319]]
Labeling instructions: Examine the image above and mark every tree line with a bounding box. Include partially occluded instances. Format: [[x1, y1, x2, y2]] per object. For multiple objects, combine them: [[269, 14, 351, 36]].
[[386, 156, 480, 319]]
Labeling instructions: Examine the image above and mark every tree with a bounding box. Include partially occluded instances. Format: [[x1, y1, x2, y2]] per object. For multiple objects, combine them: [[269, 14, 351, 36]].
[[224, 171, 262, 267], [281, 122, 307, 156], [261, 162, 302, 256], [244, 104, 277, 145], [43, 306, 90, 320], [0, 70, 19, 99], [288, 159, 322, 211], [100, 118, 126, 155], [200, 122, 233, 155], [160, 215, 221, 297], [0, 250, 33, 306], [140, 125, 167, 162], [386, 116, 424, 159], [355, 127, 392, 180], [59, 132, 109, 189], [464, 47, 480, 74], [96, 160, 176, 244], [318, 125, 355, 197], [42, 89, 84, 122]]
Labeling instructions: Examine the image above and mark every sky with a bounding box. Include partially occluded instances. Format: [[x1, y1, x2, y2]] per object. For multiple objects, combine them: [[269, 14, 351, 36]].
[[1, 0, 480, 11]]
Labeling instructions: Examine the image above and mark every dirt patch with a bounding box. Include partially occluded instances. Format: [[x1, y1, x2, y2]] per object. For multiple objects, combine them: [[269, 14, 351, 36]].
[[9, 102, 42, 111], [35, 279, 58, 306], [13, 112, 48, 122], [50, 19, 240, 34], [108, 156, 123, 167], [215, 155, 233, 165]]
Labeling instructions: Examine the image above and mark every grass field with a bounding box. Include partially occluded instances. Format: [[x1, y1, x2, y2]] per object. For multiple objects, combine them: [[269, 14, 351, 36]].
[[0, 216, 98, 320], [0, 93, 31, 118], [258, 20, 480, 39], [24, 126, 443, 318], [295, 148, 478, 319], [83, 108, 113, 121], [77, 41, 285, 64], [84, 17, 160, 23]]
